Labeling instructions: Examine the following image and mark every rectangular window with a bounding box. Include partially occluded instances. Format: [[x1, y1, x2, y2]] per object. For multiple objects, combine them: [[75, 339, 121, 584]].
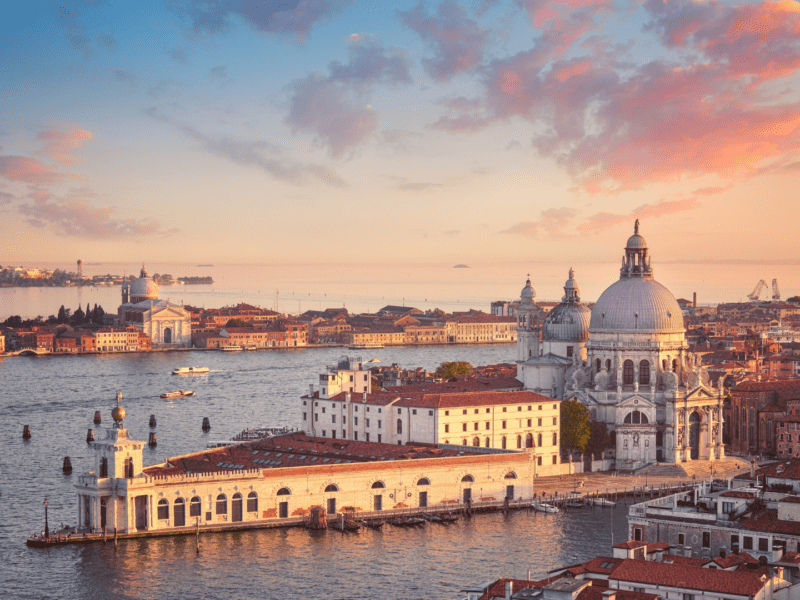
[[366, 419, 370, 427], [322, 407, 325, 413], [474, 423, 479, 431], [537, 456, 542, 466], [678, 533, 685, 545], [474, 409, 479, 414], [538, 418, 542, 426], [462, 410, 467, 415], [703, 532, 710, 548], [744, 536, 753, 550], [553, 417, 557, 425], [527, 419, 532, 427], [538, 405, 542, 411], [343, 416, 346, 424], [354, 417, 358, 426], [552, 455, 557, 465], [445, 411, 449, 416], [484, 422, 489, 430], [463, 423, 467, 432], [322, 430, 326, 436], [445, 424, 449, 433], [378, 420, 381, 428], [502, 421, 507, 429], [355, 406, 358, 412], [331, 415, 336, 423], [553, 404, 557, 410], [528, 406, 531, 411], [343, 429, 346, 438], [412, 409, 417, 415], [759, 538, 769, 551], [303, 413, 307, 420], [518, 406, 522, 411], [502, 407, 507, 412], [429, 410, 433, 416], [378, 434, 382, 443], [486, 408, 490, 413], [315, 414, 318, 422], [366, 432, 370, 442]]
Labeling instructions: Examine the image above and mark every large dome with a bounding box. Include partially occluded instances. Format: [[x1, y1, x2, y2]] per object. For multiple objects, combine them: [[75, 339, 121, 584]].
[[129, 266, 159, 301], [590, 278, 684, 332], [544, 303, 591, 341]]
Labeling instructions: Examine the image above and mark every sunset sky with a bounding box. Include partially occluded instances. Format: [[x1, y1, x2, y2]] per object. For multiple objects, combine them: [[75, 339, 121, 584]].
[[2, 0, 799, 266]]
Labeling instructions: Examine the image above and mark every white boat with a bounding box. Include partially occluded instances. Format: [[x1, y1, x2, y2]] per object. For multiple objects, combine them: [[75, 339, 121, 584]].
[[533, 502, 559, 513], [172, 367, 210, 375], [348, 343, 383, 349], [221, 345, 243, 352], [593, 498, 616, 507], [160, 390, 195, 398]]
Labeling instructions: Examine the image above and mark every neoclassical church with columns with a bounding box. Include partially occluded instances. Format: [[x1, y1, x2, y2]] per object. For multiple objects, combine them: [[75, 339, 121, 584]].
[[516, 223, 725, 470], [118, 266, 191, 347]]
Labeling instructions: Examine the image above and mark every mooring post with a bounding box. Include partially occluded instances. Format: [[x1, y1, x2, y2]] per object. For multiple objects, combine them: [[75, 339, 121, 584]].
[[103, 526, 106, 544], [114, 527, 118, 550], [23, 425, 31, 439], [196, 518, 200, 553]]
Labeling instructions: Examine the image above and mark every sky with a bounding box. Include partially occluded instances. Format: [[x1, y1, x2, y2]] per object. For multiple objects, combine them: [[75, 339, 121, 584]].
[[1, 0, 799, 267]]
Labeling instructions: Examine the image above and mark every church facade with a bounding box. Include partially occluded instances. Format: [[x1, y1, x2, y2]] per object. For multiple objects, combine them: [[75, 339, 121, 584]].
[[118, 267, 191, 347], [516, 224, 725, 470]]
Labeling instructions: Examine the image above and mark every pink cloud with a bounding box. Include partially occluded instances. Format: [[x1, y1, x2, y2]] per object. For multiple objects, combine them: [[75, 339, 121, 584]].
[[501, 207, 577, 237], [36, 128, 93, 166], [577, 198, 701, 234], [400, 1, 487, 81], [0, 156, 74, 185]]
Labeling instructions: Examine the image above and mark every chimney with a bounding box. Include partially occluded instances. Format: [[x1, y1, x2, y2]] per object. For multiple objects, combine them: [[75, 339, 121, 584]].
[[346, 392, 351, 404], [693, 292, 697, 309], [751, 458, 756, 478], [363, 391, 367, 403], [309, 384, 314, 397], [684, 546, 693, 558], [505, 581, 513, 600], [603, 591, 617, 600]]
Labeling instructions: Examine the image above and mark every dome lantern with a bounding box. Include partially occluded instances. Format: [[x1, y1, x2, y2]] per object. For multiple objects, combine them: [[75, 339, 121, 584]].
[[620, 220, 653, 280], [520, 274, 536, 305]]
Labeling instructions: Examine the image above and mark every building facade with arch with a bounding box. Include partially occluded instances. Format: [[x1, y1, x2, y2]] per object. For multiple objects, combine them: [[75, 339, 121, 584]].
[[74, 407, 544, 536], [118, 266, 191, 347], [516, 224, 725, 470]]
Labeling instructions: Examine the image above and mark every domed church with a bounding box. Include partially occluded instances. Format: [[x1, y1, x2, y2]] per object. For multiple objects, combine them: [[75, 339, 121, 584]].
[[516, 222, 725, 469], [118, 266, 191, 347]]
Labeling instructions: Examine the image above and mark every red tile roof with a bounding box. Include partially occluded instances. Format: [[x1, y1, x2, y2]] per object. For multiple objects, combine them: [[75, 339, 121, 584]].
[[614, 541, 646, 549], [327, 389, 551, 410], [734, 380, 800, 393], [661, 555, 710, 568], [609, 559, 766, 596], [741, 509, 800, 535], [710, 553, 757, 569]]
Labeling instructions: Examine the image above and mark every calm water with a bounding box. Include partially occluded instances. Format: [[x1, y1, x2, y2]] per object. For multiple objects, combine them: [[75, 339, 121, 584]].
[[0, 345, 628, 600], [3, 260, 798, 320]]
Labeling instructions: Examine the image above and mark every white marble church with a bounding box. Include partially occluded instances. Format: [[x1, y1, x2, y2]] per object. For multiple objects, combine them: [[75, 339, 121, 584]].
[[118, 266, 191, 347], [516, 223, 725, 470]]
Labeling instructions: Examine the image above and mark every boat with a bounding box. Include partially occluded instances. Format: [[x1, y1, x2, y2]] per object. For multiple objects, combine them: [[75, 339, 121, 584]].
[[361, 519, 384, 530], [390, 516, 426, 527], [330, 519, 361, 532], [172, 367, 210, 375], [244, 345, 257, 351], [422, 513, 443, 523], [221, 345, 243, 352], [347, 343, 384, 349], [160, 390, 195, 398], [593, 498, 616, 507], [438, 513, 460, 523], [566, 501, 584, 509], [533, 502, 559, 514]]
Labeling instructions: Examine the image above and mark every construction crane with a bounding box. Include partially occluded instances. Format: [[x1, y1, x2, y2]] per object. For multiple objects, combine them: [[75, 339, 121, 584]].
[[748, 279, 768, 302], [773, 279, 781, 302]]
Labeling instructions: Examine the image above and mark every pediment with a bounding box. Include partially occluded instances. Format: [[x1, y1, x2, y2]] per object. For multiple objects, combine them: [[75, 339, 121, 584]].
[[615, 395, 656, 409], [522, 353, 572, 366], [685, 386, 717, 400], [150, 306, 189, 318]]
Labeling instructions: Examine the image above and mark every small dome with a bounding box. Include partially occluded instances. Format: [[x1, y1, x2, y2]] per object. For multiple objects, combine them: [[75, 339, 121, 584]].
[[111, 405, 126, 423], [543, 303, 591, 342], [590, 278, 684, 332], [128, 265, 159, 301], [626, 233, 647, 249], [520, 276, 536, 303]]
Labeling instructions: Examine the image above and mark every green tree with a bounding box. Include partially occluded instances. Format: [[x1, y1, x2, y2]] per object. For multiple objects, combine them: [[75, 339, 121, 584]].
[[57, 305, 68, 324], [560, 399, 591, 454], [435, 361, 473, 380], [70, 305, 85, 325], [586, 422, 612, 458], [225, 318, 253, 328], [788, 296, 800, 304]]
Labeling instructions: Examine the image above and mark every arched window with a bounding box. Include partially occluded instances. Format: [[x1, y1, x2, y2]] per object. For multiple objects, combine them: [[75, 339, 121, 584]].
[[623, 410, 648, 424], [526, 433, 533, 448], [461, 474, 474, 483], [501, 436, 507, 449], [247, 492, 258, 512], [417, 478, 430, 486], [504, 472, 517, 479], [623, 360, 634, 385], [190, 496, 201, 517], [517, 435, 522, 449], [472, 436, 480, 446], [462, 439, 467, 446], [596, 359, 601, 372], [639, 360, 650, 385], [215, 494, 227, 515], [663, 358, 668, 371], [485, 437, 490, 447], [672, 359, 678, 372], [397, 419, 403, 435], [371, 481, 385, 489], [276, 488, 291, 496], [158, 498, 169, 520], [325, 484, 339, 492]]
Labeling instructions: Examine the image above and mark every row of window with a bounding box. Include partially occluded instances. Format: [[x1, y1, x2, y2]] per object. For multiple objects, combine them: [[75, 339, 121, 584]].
[[444, 417, 556, 433], [156, 491, 264, 520], [668, 531, 771, 552], [445, 404, 557, 416]]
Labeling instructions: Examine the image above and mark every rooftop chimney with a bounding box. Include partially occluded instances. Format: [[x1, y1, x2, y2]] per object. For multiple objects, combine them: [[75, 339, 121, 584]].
[[693, 292, 697, 309], [362, 391, 367, 403], [505, 581, 513, 600], [603, 591, 617, 600]]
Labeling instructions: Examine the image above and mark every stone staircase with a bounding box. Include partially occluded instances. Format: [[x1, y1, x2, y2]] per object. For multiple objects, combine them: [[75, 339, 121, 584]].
[[631, 457, 753, 481]]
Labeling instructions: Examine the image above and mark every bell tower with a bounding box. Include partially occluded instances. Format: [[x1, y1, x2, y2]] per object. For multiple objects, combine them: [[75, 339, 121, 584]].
[[516, 275, 541, 361]]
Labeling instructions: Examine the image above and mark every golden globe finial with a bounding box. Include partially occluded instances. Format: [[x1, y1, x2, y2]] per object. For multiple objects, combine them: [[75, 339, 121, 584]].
[[112, 391, 125, 428]]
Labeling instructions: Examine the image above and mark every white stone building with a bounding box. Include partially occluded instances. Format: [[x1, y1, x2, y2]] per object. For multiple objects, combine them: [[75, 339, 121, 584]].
[[118, 266, 191, 347]]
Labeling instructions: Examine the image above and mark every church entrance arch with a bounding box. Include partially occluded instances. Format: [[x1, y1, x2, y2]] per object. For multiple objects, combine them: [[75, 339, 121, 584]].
[[164, 327, 172, 344], [689, 412, 701, 460]]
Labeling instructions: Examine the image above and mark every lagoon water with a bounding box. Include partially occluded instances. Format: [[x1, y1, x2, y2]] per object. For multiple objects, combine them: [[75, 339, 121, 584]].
[[0, 344, 630, 600]]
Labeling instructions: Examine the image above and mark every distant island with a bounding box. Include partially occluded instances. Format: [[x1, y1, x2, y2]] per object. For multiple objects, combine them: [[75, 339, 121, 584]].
[[453, 264, 469, 269], [0, 266, 213, 288], [196, 264, 214, 267]]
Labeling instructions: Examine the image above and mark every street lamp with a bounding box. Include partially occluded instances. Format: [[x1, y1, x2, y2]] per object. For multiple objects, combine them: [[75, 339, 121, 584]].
[[43, 499, 49, 538]]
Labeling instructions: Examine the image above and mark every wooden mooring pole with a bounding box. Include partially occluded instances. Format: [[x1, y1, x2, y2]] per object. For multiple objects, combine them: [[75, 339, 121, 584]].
[[196, 518, 200, 554], [114, 527, 117, 550]]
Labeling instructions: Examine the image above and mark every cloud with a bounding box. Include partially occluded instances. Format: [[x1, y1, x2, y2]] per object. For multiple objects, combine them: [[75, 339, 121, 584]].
[[209, 65, 231, 84], [148, 78, 190, 98], [285, 35, 412, 157], [17, 191, 177, 239], [0, 191, 15, 205], [0, 156, 74, 185], [113, 68, 137, 85], [96, 32, 119, 50], [577, 198, 701, 234], [501, 207, 577, 237], [391, 176, 446, 192], [380, 129, 423, 153], [168, 0, 352, 41], [36, 128, 93, 166], [400, 1, 487, 81], [57, 6, 93, 58], [170, 46, 188, 64], [144, 107, 346, 187], [430, 0, 800, 192]]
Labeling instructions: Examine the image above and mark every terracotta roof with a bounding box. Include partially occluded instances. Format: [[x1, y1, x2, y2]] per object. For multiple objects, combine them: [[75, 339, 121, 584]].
[[582, 557, 624, 574], [646, 542, 670, 552], [661, 555, 709, 568], [777, 552, 800, 564], [327, 389, 551, 410], [720, 491, 756, 498], [753, 459, 800, 480], [780, 496, 800, 504], [710, 553, 758, 569], [614, 541, 646, 549], [609, 559, 766, 596], [741, 509, 800, 535], [734, 380, 800, 393]]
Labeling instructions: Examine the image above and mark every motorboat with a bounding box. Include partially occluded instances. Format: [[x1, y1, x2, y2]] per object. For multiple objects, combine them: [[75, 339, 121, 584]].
[[533, 502, 559, 514], [221, 345, 243, 352], [172, 367, 210, 375], [160, 390, 195, 398], [593, 498, 616, 507], [348, 343, 384, 349]]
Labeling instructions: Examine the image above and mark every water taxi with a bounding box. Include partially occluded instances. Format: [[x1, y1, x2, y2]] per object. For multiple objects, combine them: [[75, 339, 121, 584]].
[[160, 390, 195, 399], [172, 366, 210, 375], [533, 502, 559, 513], [221, 345, 243, 352], [348, 343, 384, 349]]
